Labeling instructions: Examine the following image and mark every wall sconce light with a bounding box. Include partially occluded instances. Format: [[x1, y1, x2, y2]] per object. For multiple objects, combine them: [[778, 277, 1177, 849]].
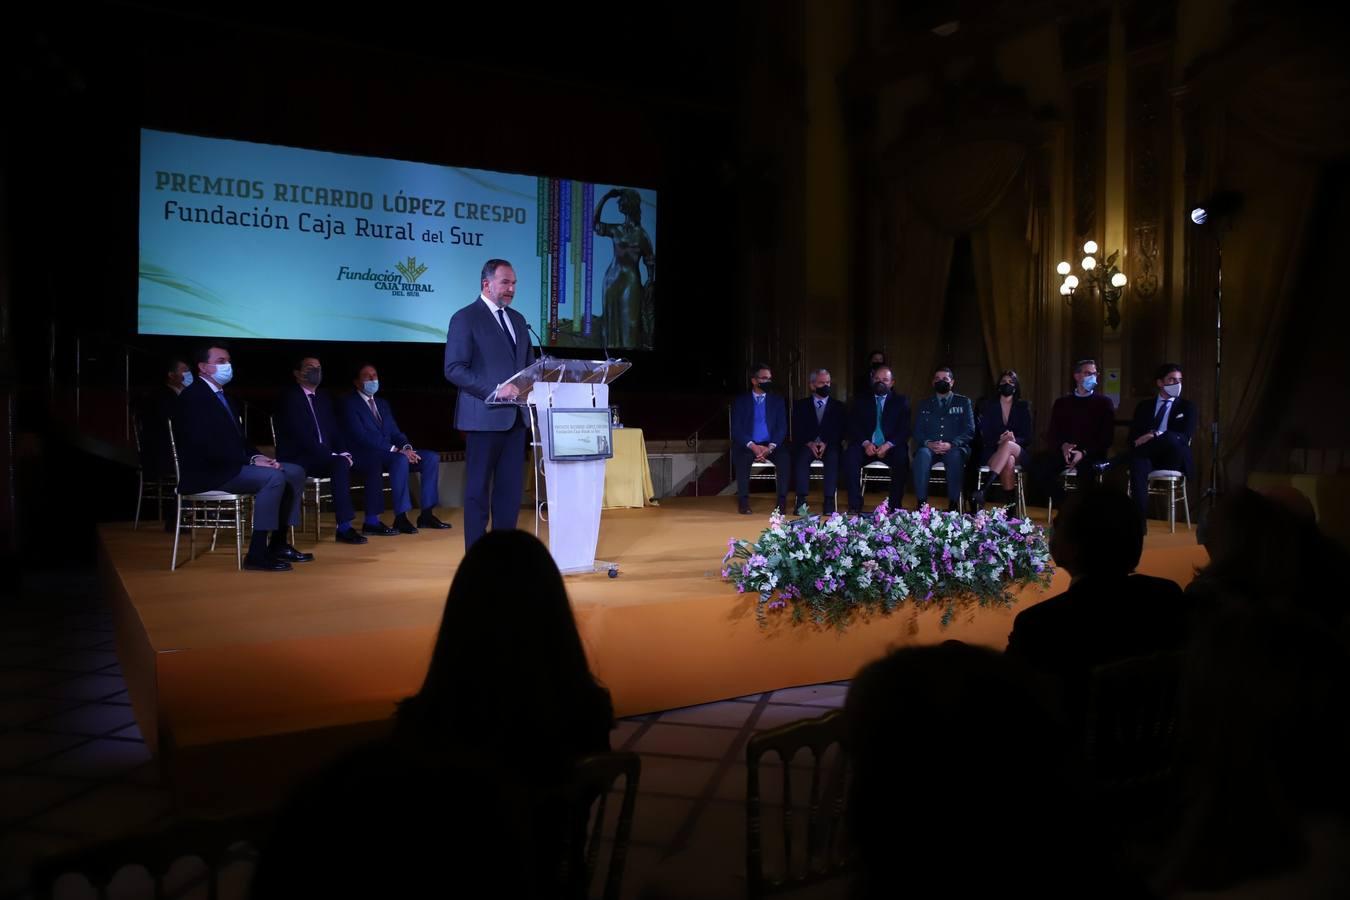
[[1057, 240, 1126, 330]]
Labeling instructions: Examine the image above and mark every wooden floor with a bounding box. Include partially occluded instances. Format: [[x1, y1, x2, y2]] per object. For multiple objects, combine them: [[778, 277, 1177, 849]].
[[99, 495, 1208, 810]]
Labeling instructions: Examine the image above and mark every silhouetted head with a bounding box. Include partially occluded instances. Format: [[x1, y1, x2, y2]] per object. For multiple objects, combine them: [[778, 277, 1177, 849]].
[[397, 531, 608, 752], [1165, 601, 1350, 892], [1049, 488, 1143, 579], [846, 642, 1093, 897], [1193, 487, 1345, 625]]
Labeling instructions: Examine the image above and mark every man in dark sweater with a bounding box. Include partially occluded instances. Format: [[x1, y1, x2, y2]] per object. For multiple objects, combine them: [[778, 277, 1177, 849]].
[[1033, 358, 1116, 503]]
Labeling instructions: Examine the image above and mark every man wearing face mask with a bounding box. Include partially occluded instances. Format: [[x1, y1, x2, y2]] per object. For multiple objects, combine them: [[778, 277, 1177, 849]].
[[444, 259, 533, 549], [855, 349, 887, 400], [790, 368, 846, 515], [175, 344, 310, 571], [1101, 363, 1196, 523], [912, 367, 975, 511], [843, 365, 911, 514], [137, 357, 192, 529], [274, 357, 366, 545], [1034, 359, 1116, 504], [730, 363, 790, 514], [341, 363, 450, 534]]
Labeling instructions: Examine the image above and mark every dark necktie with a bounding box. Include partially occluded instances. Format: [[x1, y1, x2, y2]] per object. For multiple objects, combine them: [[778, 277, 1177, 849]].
[[215, 390, 239, 432], [497, 307, 516, 355], [306, 392, 324, 444], [1152, 399, 1172, 432], [367, 396, 382, 425]]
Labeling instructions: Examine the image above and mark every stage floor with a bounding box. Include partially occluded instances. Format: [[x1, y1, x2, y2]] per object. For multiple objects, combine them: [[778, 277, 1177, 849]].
[[98, 496, 1208, 809]]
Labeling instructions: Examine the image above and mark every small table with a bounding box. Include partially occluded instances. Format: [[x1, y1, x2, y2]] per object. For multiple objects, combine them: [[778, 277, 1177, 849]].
[[603, 427, 656, 509]]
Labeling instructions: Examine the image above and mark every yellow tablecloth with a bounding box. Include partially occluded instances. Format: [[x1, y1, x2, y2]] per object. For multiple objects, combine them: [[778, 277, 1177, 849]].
[[603, 427, 656, 509]]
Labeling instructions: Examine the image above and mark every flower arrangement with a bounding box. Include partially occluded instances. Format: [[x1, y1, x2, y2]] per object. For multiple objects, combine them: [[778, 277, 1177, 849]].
[[722, 501, 1053, 628]]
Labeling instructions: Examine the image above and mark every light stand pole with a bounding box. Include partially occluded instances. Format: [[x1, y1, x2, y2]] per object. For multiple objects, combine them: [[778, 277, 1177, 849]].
[[1190, 190, 1241, 538], [1205, 234, 1223, 508]]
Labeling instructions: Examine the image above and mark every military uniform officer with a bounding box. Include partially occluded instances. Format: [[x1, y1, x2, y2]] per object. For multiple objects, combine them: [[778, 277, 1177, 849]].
[[912, 366, 975, 511]]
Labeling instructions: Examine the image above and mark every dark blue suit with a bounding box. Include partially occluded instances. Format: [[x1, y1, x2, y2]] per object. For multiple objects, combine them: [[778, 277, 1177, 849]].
[[174, 377, 302, 532], [730, 390, 790, 504], [912, 393, 975, 505], [340, 390, 442, 520], [444, 296, 533, 547], [844, 391, 911, 511], [791, 395, 846, 513], [1125, 395, 1197, 517], [275, 384, 358, 528]]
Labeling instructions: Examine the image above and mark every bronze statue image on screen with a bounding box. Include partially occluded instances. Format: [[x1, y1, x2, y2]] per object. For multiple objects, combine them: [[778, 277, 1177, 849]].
[[593, 188, 656, 349]]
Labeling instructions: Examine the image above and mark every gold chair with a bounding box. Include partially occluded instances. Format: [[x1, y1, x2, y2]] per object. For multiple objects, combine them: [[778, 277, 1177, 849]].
[[977, 464, 1028, 519], [921, 460, 963, 512], [1144, 469, 1191, 533], [168, 423, 253, 571], [859, 459, 892, 501], [806, 458, 839, 511], [746, 709, 850, 898], [132, 412, 176, 529], [1045, 466, 1105, 524], [268, 414, 333, 542], [31, 811, 272, 900], [1085, 652, 1184, 794], [555, 751, 642, 900], [729, 405, 782, 490]]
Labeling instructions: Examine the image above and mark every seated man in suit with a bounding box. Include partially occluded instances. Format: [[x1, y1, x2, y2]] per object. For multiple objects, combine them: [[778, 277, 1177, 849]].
[[340, 363, 450, 534], [1096, 362, 1197, 525], [137, 356, 191, 531], [791, 367, 846, 516], [843, 365, 911, 515], [274, 356, 367, 545], [912, 367, 975, 511], [730, 362, 790, 515], [175, 344, 310, 571], [1005, 488, 1189, 727]]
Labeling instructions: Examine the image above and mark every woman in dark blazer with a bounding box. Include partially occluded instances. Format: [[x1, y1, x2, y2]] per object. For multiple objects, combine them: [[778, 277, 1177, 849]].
[[977, 370, 1033, 501]]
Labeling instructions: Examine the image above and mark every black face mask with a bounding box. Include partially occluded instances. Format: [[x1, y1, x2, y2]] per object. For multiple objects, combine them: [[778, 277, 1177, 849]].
[[872, 382, 889, 397], [756, 380, 773, 392], [814, 385, 831, 398], [998, 383, 1016, 397], [869, 361, 884, 371], [303, 368, 322, 386], [934, 380, 952, 394]]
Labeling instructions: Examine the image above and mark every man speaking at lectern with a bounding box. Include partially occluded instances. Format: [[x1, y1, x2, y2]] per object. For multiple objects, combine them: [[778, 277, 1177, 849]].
[[445, 259, 533, 549]]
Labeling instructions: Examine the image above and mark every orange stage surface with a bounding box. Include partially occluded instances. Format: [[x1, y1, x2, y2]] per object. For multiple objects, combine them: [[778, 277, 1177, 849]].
[[98, 497, 1208, 809]]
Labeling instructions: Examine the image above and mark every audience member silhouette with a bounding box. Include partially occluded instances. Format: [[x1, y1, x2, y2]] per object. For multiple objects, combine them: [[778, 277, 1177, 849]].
[[1187, 486, 1350, 629], [1005, 488, 1190, 728], [252, 741, 533, 897], [255, 531, 613, 898], [845, 641, 1151, 899], [395, 529, 613, 777], [1160, 602, 1350, 897], [398, 529, 613, 896]]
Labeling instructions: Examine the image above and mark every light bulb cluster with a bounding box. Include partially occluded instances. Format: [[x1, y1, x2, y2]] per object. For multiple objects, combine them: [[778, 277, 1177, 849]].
[[1056, 241, 1128, 330], [1056, 240, 1126, 297]]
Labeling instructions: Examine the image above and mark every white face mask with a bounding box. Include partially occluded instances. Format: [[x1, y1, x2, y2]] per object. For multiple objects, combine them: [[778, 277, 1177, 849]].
[[212, 362, 234, 386], [1162, 383, 1181, 398], [1081, 375, 1098, 392]]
